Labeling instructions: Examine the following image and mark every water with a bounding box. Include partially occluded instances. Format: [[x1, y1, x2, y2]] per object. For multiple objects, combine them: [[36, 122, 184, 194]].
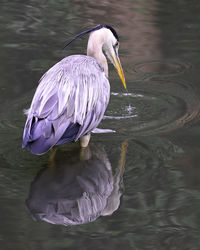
[[1, 0, 200, 249]]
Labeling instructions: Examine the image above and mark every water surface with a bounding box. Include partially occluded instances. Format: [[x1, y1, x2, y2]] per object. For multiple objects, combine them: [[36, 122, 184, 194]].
[[0, 0, 200, 249]]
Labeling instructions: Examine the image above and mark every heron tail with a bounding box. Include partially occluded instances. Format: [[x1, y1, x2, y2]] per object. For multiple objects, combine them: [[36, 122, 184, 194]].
[[22, 116, 80, 155]]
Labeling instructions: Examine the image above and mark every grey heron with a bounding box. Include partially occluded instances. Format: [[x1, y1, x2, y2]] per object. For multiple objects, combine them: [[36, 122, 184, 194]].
[[22, 24, 126, 155]]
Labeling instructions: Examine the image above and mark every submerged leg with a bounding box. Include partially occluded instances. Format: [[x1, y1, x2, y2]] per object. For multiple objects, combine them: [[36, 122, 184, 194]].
[[80, 146, 92, 161], [49, 147, 57, 167], [80, 133, 91, 148]]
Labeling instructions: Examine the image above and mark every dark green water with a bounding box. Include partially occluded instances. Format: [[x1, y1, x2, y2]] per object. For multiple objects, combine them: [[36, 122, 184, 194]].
[[0, 0, 200, 249]]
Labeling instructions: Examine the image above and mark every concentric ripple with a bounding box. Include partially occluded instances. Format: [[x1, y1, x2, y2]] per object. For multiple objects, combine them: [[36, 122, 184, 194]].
[[102, 80, 200, 137], [126, 60, 191, 79]]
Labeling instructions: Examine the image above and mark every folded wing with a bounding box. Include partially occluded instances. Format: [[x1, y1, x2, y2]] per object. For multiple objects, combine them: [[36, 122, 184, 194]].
[[22, 55, 110, 155]]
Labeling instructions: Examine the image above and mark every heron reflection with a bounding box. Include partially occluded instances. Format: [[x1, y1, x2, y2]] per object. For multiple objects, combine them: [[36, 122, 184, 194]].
[[26, 142, 128, 226]]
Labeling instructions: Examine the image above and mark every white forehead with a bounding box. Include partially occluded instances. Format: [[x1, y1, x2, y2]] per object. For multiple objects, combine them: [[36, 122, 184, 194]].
[[89, 27, 117, 45]]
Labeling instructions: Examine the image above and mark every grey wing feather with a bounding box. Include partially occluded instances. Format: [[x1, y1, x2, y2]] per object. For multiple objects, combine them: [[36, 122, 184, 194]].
[[22, 55, 110, 154]]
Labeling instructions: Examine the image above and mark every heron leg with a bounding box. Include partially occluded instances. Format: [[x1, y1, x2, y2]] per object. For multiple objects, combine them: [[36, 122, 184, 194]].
[[80, 146, 92, 161], [49, 147, 58, 167], [80, 133, 91, 148]]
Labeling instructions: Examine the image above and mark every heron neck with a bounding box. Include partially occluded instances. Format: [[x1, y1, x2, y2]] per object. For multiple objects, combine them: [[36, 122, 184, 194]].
[[87, 38, 108, 77]]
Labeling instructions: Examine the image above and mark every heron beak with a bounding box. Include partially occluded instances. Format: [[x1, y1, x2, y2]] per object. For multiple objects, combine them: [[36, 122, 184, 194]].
[[112, 52, 126, 89]]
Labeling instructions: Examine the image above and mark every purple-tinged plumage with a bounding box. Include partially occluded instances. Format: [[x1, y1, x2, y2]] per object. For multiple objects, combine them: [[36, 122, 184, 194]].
[[22, 24, 126, 154], [22, 55, 110, 155]]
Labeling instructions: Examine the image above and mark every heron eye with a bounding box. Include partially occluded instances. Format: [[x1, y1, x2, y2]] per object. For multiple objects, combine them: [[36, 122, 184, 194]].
[[114, 42, 119, 48]]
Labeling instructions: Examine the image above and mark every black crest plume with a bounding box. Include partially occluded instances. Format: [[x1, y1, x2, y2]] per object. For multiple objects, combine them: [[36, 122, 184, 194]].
[[63, 24, 119, 49]]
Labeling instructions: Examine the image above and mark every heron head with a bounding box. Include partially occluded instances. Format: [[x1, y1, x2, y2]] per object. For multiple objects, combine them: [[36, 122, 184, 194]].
[[63, 24, 126, 89], [100, 27, 126, 89]]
